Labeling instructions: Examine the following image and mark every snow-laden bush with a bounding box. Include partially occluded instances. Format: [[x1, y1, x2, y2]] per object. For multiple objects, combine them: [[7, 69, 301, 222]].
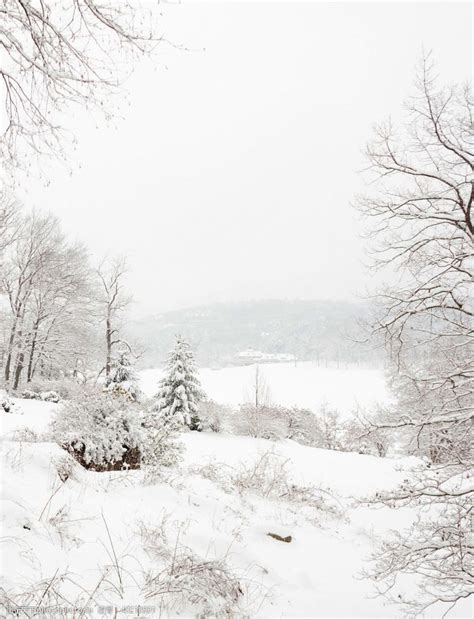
[[104, 349, 142, 402], [50, 393, 143, 471], [54, 453, 79, 483], [21, 389, 42, 400], [199, 399, 234, 433], [231, 403, 320, 444], [140, 410, 183, 475], [20, 387, 60, 402], [21, 377, 82, 400], [201, 397, 391, 458], [190, 449, 343, 521], [40, 390, 60, 403], [311, 404, 345, 451], [231, 449, 339, 509], [201, 401, 347, 450], [341, 417, 390, 457], [142, 538, 243, 616], [1, 390, 13, 412], [11, 427, 39, 443], [235, 402, 390, 457], [50, 393, 182, 472], [233, 404, 287, 440]]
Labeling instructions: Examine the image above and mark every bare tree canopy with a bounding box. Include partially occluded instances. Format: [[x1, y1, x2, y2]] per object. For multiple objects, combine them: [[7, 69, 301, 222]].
[[0, 190, 19, 257], [358, 54, 473, 436], [357, 56, 473, 615], [0, 209, 96, 388], [0, 0, 159, 169]]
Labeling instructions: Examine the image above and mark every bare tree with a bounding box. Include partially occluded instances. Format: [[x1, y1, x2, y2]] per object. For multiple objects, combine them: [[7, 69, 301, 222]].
[[0, 208, 95, 388], [0, 0, 160, 169], [1, 210, 59, 384], [357, 55, 473, 615], [97, 255, 132, 380], [245, 364, 271, 410], [22, 240, 92, 385]]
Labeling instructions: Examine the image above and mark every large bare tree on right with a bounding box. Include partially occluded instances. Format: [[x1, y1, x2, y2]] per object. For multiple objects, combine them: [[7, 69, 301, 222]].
[[357, 57, 473, 616]]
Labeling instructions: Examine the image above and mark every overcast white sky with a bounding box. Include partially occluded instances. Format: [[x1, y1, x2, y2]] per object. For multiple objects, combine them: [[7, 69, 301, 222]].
[[18, 1, 472, 316]]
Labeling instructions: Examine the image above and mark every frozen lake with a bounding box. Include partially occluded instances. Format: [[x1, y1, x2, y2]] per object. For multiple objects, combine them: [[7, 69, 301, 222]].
[[139, 362, 390, 417]]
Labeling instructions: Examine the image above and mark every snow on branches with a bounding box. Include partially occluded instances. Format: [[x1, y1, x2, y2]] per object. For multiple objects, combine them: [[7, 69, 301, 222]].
[[153, 335, 205, 431], [358, 56, 474, 616]]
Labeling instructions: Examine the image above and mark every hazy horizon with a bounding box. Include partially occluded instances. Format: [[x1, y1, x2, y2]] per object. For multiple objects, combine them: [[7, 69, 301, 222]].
[[129, 295, 370, 321]]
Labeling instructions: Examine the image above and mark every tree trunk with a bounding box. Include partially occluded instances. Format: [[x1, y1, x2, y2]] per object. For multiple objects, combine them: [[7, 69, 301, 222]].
[[31, 317, 57, 379], [13, 350, 25, 390], [26, 319, 40, 382], [4, 311, 20, 383], [105, 314, 112, 378]]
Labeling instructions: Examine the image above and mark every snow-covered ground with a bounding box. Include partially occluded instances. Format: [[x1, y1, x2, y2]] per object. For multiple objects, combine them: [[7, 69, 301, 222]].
[[1, 397, 470, 617], [140, 362, 389, 418]]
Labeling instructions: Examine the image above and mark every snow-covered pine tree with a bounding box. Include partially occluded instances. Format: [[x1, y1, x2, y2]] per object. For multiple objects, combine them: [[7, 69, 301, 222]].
[[104, 348, 141, 402], [155, 335, 205, 430]]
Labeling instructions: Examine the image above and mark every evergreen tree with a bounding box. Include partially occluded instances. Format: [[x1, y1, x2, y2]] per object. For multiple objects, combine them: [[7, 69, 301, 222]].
[[104, 348, 141, 402], [155, 335, 205, 430]]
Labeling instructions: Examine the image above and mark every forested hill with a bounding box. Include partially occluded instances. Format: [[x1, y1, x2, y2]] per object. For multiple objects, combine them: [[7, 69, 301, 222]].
[[127, 300, 383, 369]]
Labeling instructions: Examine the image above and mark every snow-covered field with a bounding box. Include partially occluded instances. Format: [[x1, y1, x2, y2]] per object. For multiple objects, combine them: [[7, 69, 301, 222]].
[[1, 395, 470, 617], [140, 362, 389, 418]]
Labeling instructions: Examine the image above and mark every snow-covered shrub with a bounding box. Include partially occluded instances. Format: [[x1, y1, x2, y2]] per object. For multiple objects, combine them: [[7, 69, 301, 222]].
[[306, 405, 391, 456], [137, 515, 171, 559], [143, 543, 243, 616], [1, 390, 13, 412], [311, 404, 345, 451], [50, 393, 143, 471], [23, 378, 92, 401], [11, 427, 39, 443], [233, 404, 289, 440], [21, 387, 60, 402], [140, 409, 183, 472], [190, 449, 343, 520], [197, 395, 391, 459], [231, 403, 319, 444], [270, 405, 320, 445], [231, 449, 291, 497], [54, 453, 79, 483], [187, 460, 235, 494], [198, 399, 233, 433], [104, 382, 137, 402], [230, 450, 343, 520], [21, 389, 41, 400], [53, 379, 92, 401], [40, 390, 60, 403], [50, 393, 182, 473], [341, 417, 390, 457], [0, 572, 72, 612], [104, 349, 142, 402]]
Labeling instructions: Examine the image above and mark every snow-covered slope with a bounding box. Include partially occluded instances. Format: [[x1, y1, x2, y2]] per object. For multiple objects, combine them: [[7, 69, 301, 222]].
[[1, 398, 468, 617], [140, 362, 389, 418]]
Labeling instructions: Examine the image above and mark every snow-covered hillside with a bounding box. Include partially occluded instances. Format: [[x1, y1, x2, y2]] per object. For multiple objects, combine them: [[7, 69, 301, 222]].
[[0, 396, 436, 617], [140, 362, 389, 418]]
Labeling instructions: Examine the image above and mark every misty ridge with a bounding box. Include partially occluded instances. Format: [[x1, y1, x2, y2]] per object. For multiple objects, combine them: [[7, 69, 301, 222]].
[[127, 299, 384, 369]]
